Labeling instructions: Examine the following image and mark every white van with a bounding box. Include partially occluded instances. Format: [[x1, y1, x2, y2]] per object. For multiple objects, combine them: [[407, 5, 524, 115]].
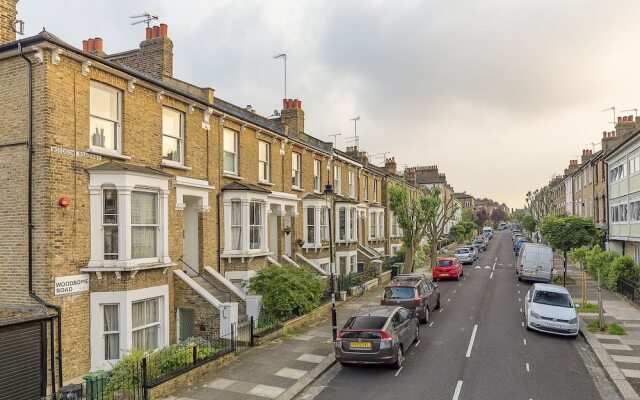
[[516, 243, 553, 283], [482, 226, 493, 239]]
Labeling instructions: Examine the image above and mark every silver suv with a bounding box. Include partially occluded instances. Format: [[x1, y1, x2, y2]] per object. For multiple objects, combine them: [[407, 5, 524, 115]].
[[454, 247, 474, 264]]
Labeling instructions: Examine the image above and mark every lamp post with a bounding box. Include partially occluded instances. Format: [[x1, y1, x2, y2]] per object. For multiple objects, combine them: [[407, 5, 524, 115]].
[[324, 183, 338, 342]]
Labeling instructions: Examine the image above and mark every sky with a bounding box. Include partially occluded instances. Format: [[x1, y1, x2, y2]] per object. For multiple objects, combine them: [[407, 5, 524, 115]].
[[17, 0, 640, 209]]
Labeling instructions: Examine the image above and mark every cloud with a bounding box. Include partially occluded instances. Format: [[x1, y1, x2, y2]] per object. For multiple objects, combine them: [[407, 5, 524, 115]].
[[17, 0, 640, 208]]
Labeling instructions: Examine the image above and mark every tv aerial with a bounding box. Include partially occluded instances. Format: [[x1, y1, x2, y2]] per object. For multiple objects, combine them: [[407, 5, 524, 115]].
[[130, 12, 159, 27]]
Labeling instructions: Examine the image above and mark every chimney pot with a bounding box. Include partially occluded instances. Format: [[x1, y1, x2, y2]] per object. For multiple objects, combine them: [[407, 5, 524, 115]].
[[159, 23, 168, 37], [618, 117, 623, 123], [630, 115, 635, 121], [152, 25, 160, 38], [603, 131, 607, 138], [87, 38, 95, 52], [298, 100, 302, 108], [82, 40, 89, 52], [94, 37, 103, 52], [623, 116, 628, 122], [146, 27, 153, 40]]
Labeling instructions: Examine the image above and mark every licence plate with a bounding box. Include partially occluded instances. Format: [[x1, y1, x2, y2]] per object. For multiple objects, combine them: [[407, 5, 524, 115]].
[[525, 270, 536, 276], [441, 273, 449, 277], [350, 342, 371, 349], [546, 322, 561, 328]]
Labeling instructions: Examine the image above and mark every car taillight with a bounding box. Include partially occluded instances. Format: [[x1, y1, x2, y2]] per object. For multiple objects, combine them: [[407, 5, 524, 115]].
[[337, 330, 344, 339], [415, 297, 423, 304], [379, 330, 392, 340]]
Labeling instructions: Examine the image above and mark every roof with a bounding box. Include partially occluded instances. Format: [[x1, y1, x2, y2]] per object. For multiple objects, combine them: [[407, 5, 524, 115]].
[[604, 129, 640, 162], [354, 306, 398, 317], [533, 283, 569, 294], [87, 161, 171, 177], [221, 182, 271, 193], [416, 176, 445, 184]]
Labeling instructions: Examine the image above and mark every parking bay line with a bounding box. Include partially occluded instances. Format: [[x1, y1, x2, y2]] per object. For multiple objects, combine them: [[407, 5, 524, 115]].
[[452, 380, 463, 400], [429, 322, 434, 327], [490, 272, 494, 279], [415, 340, 421, 347], [526, 363, 530, 372], [465, 325, 479, 358], [395, 366, 403, 377], [524, 339, 527, 346]]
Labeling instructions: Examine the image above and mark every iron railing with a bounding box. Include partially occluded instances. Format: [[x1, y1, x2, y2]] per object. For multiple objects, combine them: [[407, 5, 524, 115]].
[[178, 258, 236, 303], [617, 278, 640, 307]]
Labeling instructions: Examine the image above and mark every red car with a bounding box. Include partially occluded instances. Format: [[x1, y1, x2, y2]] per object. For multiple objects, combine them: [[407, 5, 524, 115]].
[[433, 257, 463, 281]]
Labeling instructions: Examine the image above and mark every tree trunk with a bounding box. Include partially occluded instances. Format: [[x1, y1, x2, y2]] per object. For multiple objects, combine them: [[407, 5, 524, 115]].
[[581, 265, 587, 309], [403, 244, 415, 274], [430, 243, 438, 272]]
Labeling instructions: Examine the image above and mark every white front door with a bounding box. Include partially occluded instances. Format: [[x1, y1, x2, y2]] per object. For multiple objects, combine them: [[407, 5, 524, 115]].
[[284, 212, 292, 257], [269, 207, 279, 260], [183, 196, 200, 276]]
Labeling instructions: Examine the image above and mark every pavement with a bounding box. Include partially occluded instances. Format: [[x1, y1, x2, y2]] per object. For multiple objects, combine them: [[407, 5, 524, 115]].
[[163, 269, 420, 400], [562, 255, 640, 399], [298, 230, 619, 400]]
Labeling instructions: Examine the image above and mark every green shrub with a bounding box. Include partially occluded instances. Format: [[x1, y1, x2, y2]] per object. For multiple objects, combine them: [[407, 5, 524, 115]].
[[249, 264, 327, 318], [102, 349, 145, 399]]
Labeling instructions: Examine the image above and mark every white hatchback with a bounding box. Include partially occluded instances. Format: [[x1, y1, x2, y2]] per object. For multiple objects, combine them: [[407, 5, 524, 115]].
[[524, 284, 579, 337]]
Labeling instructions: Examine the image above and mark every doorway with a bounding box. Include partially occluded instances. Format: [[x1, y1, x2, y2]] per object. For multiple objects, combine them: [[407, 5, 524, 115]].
[[177, 308, 195, 341], [269, 205, 279, 260], [284, 209, 292, 257], [183, 196, 200, 276]]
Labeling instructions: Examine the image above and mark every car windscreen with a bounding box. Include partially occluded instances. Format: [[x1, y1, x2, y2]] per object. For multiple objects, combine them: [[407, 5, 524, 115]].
[[473, 240, 483, 244], [436, 260, 453, 267], [343, 316, 388, 330], [454, 249, 469, 254], [532, 291, 572, 308], [384, 287, 415, 299]]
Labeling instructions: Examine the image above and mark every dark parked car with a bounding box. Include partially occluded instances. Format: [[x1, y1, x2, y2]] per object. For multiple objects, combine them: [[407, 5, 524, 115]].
[[381, 274, 440, 323], [473, 238, 487, 252], [335, 306, 419, 369]]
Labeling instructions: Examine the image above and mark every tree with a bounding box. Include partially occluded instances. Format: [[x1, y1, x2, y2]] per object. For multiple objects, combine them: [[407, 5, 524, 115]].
[[526, 187, 553, 224], [491, 208, 505, 225], [423, 188, 459, 270], [521, 214, 537, 235], [249, 265, 326, 317], [388, 184, 440, 273], [568, 246, 589, 308], [462, 207, 476, 223], [475, 208, 489, 231], [511, 209, 526, 225], [450, 220, 477, 244], [540, 215, 597, 287]]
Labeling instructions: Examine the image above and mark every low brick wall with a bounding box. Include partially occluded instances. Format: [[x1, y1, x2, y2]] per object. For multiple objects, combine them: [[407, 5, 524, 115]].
[[379, 270, 392, 285], [148, 352, 236, 399], [255, 301, 335, 345]]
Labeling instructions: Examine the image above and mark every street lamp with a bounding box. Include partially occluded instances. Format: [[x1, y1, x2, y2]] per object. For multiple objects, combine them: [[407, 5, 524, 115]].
[[323, 182, 338, 342]]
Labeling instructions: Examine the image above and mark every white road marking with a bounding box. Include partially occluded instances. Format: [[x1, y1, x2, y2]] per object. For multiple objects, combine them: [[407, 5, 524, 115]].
[[520, 308, 522, 313], [395, 366, 403, 377], [526, 363, 530, 372], [459, 283, 462, 286], [439, 308, 444, 313], [485, 266, 491, 269], [518, 290, 520, 294], [474, 266, 481, 269], [495, 257, 498, 262], [466, 325, 479, 358], [453, 289, 457, 294], [498, 263, 503, 266], [452, 380, 463, 400], [521, 322, 524, 327], [490, 272, 494, 279], [523, 339, 527, 346], [517, 284, 520, 287], [519, 298, 521, 302], [415, 340, 421, 347], [447, 298, 451, 302], [429, 322, 434, 327]]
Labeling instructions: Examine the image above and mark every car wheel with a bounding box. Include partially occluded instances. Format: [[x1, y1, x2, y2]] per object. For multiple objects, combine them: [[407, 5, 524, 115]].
[[420, 308, 429, 324], [393, 346, 404, 369], [455, 273, 460, 281], [461, 269, 464, 277], [414, 325, 420, 343], [435, 296, 441, 309], [517, 276, 522, 282], [525, 319, 532, 331]]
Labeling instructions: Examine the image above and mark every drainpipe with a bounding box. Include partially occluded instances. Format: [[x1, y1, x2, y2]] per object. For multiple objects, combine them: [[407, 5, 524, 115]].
[[217, 191, 222, 273], [18, 43, 63, 392]]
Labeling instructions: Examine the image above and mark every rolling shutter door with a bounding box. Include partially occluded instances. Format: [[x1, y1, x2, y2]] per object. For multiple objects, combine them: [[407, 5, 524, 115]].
[[0, 322, 43, 399]]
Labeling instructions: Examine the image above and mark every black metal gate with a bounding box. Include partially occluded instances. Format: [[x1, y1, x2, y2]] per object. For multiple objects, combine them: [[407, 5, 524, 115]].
[[0, 319, 45, 399]]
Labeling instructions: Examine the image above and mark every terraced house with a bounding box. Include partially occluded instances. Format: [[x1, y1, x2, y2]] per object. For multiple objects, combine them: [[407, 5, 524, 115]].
[[0, 1, 426, 394]]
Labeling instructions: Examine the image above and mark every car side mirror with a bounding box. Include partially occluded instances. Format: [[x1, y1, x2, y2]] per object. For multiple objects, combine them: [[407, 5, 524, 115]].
[[433, 283, 439, 288]]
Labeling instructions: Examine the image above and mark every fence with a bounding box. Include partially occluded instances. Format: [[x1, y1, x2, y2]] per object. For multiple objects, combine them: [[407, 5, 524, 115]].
[[67, 327, 243, 400], [617, 278, 640, 307]]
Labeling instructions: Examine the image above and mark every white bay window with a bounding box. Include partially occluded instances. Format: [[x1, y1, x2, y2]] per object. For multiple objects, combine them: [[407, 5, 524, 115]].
[[303, 200, 330, 248], [335, 204, 358, 243], [222, 190, 269, 257]]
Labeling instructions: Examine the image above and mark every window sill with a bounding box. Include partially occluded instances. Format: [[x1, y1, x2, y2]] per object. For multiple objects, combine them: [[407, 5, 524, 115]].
[[221, 251, 273, 262], [291, 186, 305, 192], [87, 148, 131, 160], [313, 190, 323, 195], [258, 181, 275, 187], [81, 260, 175, 279], [161, 160, 192, 171], [223, 173, 244, 180]]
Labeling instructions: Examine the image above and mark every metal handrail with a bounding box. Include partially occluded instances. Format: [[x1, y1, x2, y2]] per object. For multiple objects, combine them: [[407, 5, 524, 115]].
[[178, 258, 233, 303]]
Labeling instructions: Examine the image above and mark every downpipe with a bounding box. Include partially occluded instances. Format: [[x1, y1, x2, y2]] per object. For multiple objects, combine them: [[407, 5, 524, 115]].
[[18, 43, 63, 393]]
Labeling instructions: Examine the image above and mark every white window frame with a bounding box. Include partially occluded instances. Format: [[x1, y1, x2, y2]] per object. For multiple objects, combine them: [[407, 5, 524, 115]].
[[130, 190, 159, 259], [370, 212, 377, 239], [230, 200, 242, 251], [334, 166, 342, 195], [313, 160, 321, 193], [161, 107, 185, 165], [363, 176, 369, 201], [348, 171, 355, 199], [249, 201, 263, 250], [90, 286, 169, 370], [292, 153, 302, 188], [88, 170, 170, 269], [258, 140, 271, 183], [131, 297, 161, 351], [89, 81, 122, 155], [103, 189, 119, 260], [223, 128, 239, 175], [221, 191, 269, 257], [378, 212, 384, 238], [391, 212, 398, 238], [350, 208, 357, 241], [102, 304, 120, 362], [373, 179, 379, 203]]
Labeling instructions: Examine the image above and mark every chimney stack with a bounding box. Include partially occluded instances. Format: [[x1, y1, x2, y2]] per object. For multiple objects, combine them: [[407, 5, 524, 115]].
[[384, 157, 397, 174], [82, 36, 106, 57], [280, 98, 305, 134], [0, 0, 17, 46], [106, 23, 173, 80]]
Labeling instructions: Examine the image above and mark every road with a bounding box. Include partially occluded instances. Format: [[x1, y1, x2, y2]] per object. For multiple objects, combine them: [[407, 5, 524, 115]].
[[299, 230, 619, 400]]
